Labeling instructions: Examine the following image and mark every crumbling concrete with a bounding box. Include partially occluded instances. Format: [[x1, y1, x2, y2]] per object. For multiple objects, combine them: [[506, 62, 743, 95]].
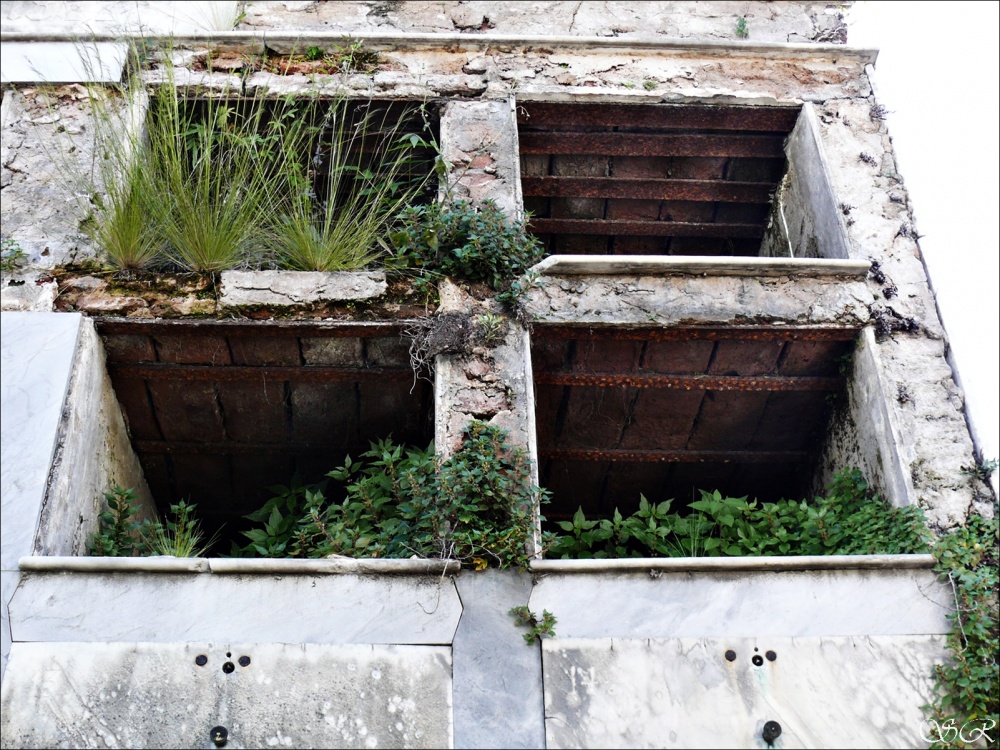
[[239, 1, 849, 45]]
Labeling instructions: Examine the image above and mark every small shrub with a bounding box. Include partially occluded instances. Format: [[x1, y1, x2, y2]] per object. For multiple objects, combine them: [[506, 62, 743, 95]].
[[924, 512, 999, 747], [87, 486, 214, 557], [237, 421, 547, 569], [389, 199, 545, 292], [547, 469, 931, 559], [509, 605, 557, 644], [1, 237, 28, 273]]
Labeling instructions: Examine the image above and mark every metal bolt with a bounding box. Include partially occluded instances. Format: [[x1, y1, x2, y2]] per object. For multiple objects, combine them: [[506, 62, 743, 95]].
[[238, 655, 251, 667], [766, 650, 777, 662], [210, 726, 228, 748], [195, 655, 208, 666], [724, 650, 737, 662], [762, 720, 781, 746]]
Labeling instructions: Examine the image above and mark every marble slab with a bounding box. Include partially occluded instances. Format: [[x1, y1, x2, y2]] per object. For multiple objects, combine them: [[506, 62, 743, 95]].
[[528, 567, 952, 638], [543, 635, 945, 749], [10, 571, 462, 645], [0, 312, 81, 571], [0, 42, 126, 84], [452, 570, 545, 749], [1, 641, 452, 749]]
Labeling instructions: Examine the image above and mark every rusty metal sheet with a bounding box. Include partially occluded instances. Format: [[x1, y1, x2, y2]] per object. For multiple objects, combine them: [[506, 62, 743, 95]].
[[528, 218, 764, 238], [109, 363, 414, 383], [533, 326, 861, 342], [521, 177, 774, 202], [533, 372, 841, 391], [518, 132, 786, 158], [538, 449, 809, 463], [517, 102, 800, 132], [95, 318, 404, 338]]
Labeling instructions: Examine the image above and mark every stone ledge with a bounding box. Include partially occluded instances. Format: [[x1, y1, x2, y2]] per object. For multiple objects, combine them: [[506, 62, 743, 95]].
[[531, 553, 935, 573], [531, 255, 871, 277], [19, 555, 460, 576], [219, 269, 387, 308]]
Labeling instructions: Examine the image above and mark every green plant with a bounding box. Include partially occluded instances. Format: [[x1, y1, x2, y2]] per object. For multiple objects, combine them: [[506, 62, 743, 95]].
[[509, 605, 557, 644], [88, 486, 215, 557], [144, 500, 218, 557], [924, 512, 999, 748], [1, 237, 28, 273], [237, 421, 546, 569], [736, 16, 750, 38], [475, 311, 507, 346], [547, 469, 932, 559], [305, 45, 323, 61], [87, 485, 146, 556], [389, 199, 545, 292], [642, 79, 657, 91], [270, 97, 435, 272], [145, 65, 284, 272], [960, 457, 999, 483]]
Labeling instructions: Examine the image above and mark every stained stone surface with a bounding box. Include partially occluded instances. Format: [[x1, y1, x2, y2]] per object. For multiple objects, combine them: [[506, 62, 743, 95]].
[[0, 641, 453, 749], [452, 571, 544, 749], [543, 635, 944, 749], [10, 571, 462, 645], [528, 567, 951, 639], [220, 270, 388, 308]]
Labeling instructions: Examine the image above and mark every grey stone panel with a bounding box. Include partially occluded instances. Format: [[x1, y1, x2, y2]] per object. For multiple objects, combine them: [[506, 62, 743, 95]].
[[542, 635, 944, 749], [0, 641, 452, 749], [0, 312, 81, 571], [452, 570, 544, 749], [10, 572, 462, 645], [528, 567, 951, 639]]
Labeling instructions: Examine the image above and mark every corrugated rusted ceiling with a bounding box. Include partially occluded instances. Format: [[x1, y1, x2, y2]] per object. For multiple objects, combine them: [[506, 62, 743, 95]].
[[97, 319, 433, 542], [531, 326, 857, 521], [518, 102, 799, 256]]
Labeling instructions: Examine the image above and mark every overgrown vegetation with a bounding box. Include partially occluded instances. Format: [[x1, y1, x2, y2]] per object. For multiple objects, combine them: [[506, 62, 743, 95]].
[[924, 512, 999, 749], [547, 469, 931, 558], [87, 486, 215, 557], [235, 421, 545, 569], [67, 48, 436, 275], [388, 199, 546, 293]]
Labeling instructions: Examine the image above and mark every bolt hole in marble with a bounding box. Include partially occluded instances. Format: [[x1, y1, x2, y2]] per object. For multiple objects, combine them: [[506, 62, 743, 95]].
[[752, 654, 764, 666], [222, 661, 235, 674]]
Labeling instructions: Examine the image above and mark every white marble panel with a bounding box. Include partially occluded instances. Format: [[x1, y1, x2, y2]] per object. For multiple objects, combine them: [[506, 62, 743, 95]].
[[543, 635, 944, 749], [1, 641, 452, 749], [0, 312, 82, 571], [0, 43, 126, 84], [11, 572, 462, 645], [0, 571, 15, 684], [528, 568, 951, 638]]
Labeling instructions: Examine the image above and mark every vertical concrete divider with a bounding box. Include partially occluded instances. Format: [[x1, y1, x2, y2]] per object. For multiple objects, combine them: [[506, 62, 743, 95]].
[[452, 570, 545, 749]]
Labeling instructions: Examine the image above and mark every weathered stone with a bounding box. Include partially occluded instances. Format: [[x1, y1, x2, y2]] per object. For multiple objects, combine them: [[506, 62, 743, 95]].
[[220, 270, 388, 308], [1, 641, 452, 749], [543, 635, 943, 749]]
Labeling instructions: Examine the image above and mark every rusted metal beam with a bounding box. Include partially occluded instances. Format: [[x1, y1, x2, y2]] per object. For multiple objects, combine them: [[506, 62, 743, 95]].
[[528, 218, 764, 238], [95, 318, 406, 338], [532, 326, 860, 342], [110, 363, 414, 383], [135, 440, 331, 455], [521, 177, 774, 203], [533, 372, 840, 391], [518, 132, 786, 158], [539, 448, 809, 463], [517, 102, 800, 132]]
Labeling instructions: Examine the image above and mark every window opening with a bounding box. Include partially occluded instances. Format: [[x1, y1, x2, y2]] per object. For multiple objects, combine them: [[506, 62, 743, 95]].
[[518, 102, 798, 256], [98, 320, 434, 550], [531, 325, 857, 523]]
